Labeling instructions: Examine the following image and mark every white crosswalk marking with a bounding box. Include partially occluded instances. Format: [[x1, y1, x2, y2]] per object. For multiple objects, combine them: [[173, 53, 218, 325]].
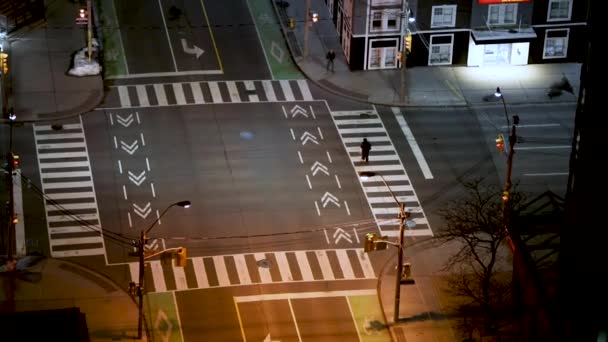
[[190, 82, 204, 104], [118, 86, 131, 107], [208, 81, 223, 103], [33, 117, 106, 258], [315, 250, 334, 280], [131, 248, 377, 293], [173, 83, 187, 105], [244, 80, 259, 102], [297, 79, 313, 100], [192, 257, 209, 288], [153, 84, 168, 106], [213, 255, 230, 286], [110, 80, 314, 108], [275, 251, 293, 282], [330, 109, 433, 237], [136, 85, 149, 107], [255, 252, 273, 283], [295, 251, 314, 281], [280, 80, 295, 101], [262, 80, 277, 101], [234, 254, 252, 285], [226, 81, 240, 102], [150, 261, 167, 292]]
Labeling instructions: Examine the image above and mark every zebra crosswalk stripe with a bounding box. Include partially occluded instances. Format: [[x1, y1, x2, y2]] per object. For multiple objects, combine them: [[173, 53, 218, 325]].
[[110, 80, 314, 108], [130, 248, 376, 293], [34, 117, 106, 258], [330, 109, 433, 237]]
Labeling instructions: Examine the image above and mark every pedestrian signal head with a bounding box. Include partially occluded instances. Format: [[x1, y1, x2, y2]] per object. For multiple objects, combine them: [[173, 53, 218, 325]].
[[495, 134, 505, 152], [501, 191, 510, 202], [364, 233, 377, 253], [311, 12, 319, 23], [175, 247, 188, 267]]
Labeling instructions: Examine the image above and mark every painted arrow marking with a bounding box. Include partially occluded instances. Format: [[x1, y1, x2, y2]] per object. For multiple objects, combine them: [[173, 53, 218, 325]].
[[290, 104, 308, 118], [133, 202, 151, 219], [144, 238, 159, 251], [321, 192, 340, 208], [333, 228, 352, 244], [128, 170, 146, 186], [311, 161, 329, 176], [116, 113, 134, 127], [121, 139, 139, 155], [181, 38, 204, 59], [300, 131, 318, 145]]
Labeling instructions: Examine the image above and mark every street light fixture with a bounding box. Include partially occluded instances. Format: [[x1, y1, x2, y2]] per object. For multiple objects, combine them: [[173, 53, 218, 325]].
[[359, 171, 414, 323], [136, 200, 191, 339], [494, 87, 511, 128], [494, 87, 520, 251]]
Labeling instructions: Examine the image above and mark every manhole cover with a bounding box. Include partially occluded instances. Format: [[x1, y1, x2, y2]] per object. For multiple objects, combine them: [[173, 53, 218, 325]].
[[257, 259, 272, 268]]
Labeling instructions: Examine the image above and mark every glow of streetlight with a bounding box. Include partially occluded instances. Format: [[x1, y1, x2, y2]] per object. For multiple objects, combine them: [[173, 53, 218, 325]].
[[494, 87, 502, 98]]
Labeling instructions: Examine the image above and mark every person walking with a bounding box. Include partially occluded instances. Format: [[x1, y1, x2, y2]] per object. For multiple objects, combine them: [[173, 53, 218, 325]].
[[326, 49, 336, 72], [360, 138, 371, 163]]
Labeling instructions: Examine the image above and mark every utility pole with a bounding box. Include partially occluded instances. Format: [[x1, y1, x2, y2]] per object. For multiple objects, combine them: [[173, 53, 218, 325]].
[[394, 202, 407, 323], [303, 0, 310, 57], [133, 200, 190, 339], [87, 0, 92, 61]]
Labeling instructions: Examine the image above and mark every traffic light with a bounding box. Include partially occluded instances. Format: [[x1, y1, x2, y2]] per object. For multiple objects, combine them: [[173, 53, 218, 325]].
[[502, 190, 510, 202], [0, 52, 8, 75], [175, 247, 188, 267], [11, 153, 20, 170], [495, 134, 504, 152], [311, 12, 319, 23], [400, 263, 415, 284], [364, 233, 377, 253], [405, 34, 412, 54], [288, 18, 295, 29], [76, 8, 88, 25]]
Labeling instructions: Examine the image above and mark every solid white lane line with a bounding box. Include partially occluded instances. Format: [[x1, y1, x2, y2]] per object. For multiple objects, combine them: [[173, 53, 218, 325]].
[[392, 107, 433, 179]]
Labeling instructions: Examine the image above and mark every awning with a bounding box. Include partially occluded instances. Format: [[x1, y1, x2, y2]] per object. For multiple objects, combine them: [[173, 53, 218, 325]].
[[471, 26, 537, 44]]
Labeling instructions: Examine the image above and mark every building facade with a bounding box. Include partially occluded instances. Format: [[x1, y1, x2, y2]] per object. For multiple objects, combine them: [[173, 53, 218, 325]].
[[325, 0, 587, 70]]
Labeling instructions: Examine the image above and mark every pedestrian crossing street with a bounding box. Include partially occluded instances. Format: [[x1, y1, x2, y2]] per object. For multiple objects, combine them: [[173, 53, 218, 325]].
[[130, 248, 375, 293], [33, 118, 106, 258], [113, 79, 314, 108], [330, 109, 433, 237]]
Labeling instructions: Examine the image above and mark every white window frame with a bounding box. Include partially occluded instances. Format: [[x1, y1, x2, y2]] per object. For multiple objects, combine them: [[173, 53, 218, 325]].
[[370, 9, 401, 32], [368, 38, 399, 70], [543, 28, 569, 59], [431, 5, 457, 28], [487, 4, 517, 25], [428, 34, 454, 66], [547, 0, 572, 22], [371, 0, 401, 5]]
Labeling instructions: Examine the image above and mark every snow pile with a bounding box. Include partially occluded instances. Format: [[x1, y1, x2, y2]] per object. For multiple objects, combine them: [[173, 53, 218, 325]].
[[68, 38, 102, 77]]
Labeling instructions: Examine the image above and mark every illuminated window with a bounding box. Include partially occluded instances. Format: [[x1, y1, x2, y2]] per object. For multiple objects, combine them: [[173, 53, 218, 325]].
[[428, 34, 453, 65], [543, 28, 569, 59], [431, 5, 456, 28], [547, 0, 572, 21], [488, 4, 517, 25], [370, 9, 401, 32]]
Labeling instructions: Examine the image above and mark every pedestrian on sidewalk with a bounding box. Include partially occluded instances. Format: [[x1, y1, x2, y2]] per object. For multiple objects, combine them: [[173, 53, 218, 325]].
[[360, 138, 371, 163], [326, 49, 336, 72]]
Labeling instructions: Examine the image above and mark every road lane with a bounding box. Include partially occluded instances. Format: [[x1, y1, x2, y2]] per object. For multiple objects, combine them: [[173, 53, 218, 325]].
[[114, 0, 175, 74]]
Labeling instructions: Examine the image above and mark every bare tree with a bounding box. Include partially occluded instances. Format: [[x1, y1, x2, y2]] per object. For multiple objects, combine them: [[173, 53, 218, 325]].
[[435, 178, 525, 339]]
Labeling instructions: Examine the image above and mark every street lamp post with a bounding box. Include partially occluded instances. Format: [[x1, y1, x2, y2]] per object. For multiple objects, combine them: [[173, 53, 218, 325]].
[[494, 87, 519, 249], [359, 171, 411, 323], [136, 200, 190, 339]]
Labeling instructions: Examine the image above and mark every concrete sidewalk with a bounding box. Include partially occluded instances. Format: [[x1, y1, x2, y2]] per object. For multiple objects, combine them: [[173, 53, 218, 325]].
[[0, 257, 140, 341], [272, 0, 580, 107], [1, 0, 103, 123]]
